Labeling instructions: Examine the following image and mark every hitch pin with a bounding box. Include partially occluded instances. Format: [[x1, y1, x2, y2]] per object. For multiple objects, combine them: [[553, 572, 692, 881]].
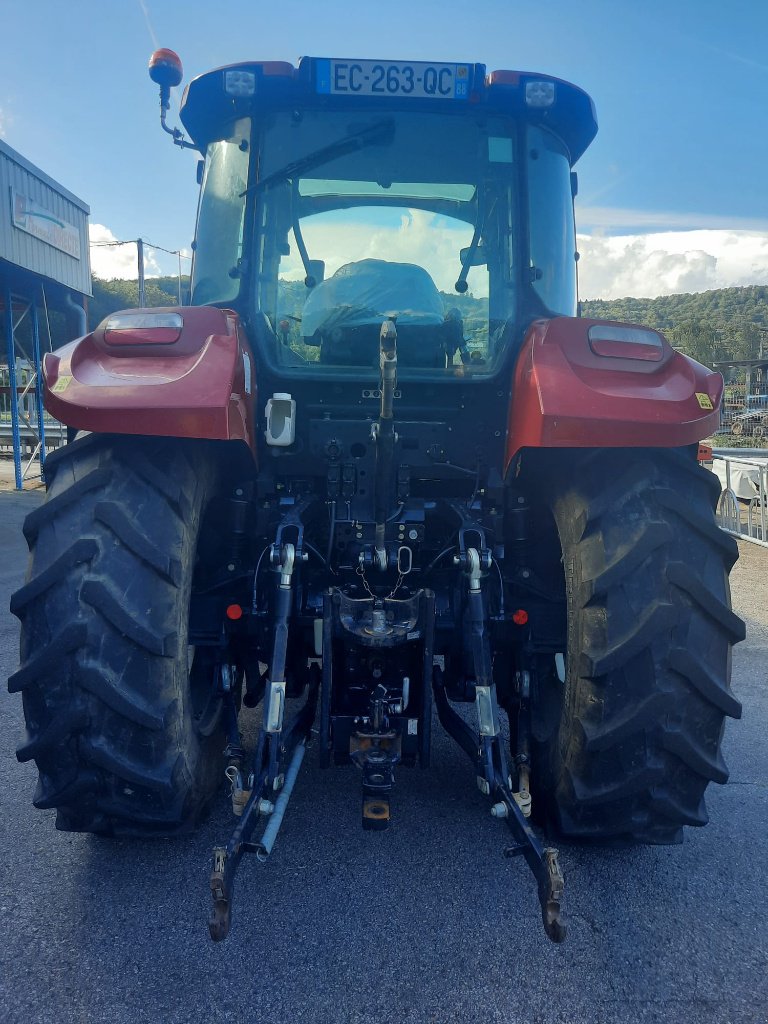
[[225, 764, 251, 817]]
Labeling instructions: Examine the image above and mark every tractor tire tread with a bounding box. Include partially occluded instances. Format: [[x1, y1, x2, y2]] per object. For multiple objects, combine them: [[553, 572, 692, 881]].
[[94, 500, 183, 586], [22, 468, 113, 542], [532, 447, 743, 844], [7, 622, 88, 693], [10, 437, 224, 837], [80, 576, 176, 656]]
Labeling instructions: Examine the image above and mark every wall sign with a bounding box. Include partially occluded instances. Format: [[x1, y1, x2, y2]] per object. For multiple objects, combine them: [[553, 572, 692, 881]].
[[11, 188, 81, 259]]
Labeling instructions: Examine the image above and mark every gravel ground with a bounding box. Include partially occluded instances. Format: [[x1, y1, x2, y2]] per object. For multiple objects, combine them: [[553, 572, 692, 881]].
[[1, 491, 766, 1024]]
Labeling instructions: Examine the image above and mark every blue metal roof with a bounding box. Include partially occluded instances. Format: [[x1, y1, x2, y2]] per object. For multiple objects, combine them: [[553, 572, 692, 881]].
[[0, 138, 91, 296], [0, 139, 89, 214]]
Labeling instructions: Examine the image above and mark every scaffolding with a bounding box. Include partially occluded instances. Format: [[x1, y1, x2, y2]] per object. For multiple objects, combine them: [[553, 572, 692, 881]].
[[1, 287, 56, 488], [0, 138, 90, 489]]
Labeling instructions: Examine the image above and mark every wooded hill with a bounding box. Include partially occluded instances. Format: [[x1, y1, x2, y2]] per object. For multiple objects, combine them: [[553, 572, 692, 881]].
[[580, 285, 768, 331], [89, 278, 768, 371], [581, 286, 768, 370]]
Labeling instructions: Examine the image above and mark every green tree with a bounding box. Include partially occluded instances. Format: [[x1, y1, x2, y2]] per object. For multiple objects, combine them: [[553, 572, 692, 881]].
[[89, 277, 188, 327], [668, 319, 722, 368]]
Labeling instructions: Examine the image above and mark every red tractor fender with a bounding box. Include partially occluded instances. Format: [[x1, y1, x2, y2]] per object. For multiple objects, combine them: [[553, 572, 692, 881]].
[[43, 306, 256, 455], [505, 317, 723, 468]]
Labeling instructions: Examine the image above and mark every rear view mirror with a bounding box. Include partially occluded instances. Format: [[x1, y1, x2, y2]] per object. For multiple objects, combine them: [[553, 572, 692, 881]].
[[307, 260, 325, 286], [459, 245, 487, 267]]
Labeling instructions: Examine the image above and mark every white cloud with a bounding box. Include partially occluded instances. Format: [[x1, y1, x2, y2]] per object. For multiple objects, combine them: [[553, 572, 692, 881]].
[[578, 229, 768, 299], [286, 210, 768, 302], [89, 213, 768, 305], [89, 224, 161, 279], [282, 209, 485, 295], [0, 105, 10, 138]]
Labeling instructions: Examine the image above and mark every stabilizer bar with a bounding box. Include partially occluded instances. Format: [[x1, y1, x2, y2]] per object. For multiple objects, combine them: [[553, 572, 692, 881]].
[[208, 680, 317, 941], [434, 667, 565, 942], [496, 781, 566, 943], [434, 538, 567, 943], [256, 740, 306, 862]]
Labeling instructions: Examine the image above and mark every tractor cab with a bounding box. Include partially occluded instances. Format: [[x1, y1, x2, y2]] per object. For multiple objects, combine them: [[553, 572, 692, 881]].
[[174, 57, 597, 382]]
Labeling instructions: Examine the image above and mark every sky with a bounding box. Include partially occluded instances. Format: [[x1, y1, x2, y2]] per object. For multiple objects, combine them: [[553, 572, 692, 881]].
[[2, 0, 767, 300]]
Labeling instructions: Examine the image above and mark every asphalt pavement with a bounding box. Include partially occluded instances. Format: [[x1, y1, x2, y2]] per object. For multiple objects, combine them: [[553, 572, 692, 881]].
[[1, 489, 766, 1024]]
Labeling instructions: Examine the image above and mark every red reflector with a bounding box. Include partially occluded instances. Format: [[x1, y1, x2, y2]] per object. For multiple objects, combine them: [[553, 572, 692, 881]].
[[589, 338, 663, 361], [697, 443, 713, 462], [226, 604, 243, 621], [512, 609, 529, 626], [103, 312, 183, 346], [588, 324, 664, 362], [104, 327, 181, 346], [487, 70, 520, 86], [260, 61, 294, 77]]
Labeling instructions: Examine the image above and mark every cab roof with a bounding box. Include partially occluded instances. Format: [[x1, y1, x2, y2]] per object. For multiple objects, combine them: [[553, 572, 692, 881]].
[[179, 57, 598, 164]]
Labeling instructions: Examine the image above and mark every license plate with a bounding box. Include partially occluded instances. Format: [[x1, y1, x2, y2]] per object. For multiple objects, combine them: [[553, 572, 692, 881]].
[[316, 59, 471, 100]]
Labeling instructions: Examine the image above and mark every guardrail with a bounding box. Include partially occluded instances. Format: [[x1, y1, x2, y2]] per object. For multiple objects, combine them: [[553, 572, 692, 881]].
[[712, 449, 768, 548], [0, 421, 65, 444], [1, 370, 65, 476]]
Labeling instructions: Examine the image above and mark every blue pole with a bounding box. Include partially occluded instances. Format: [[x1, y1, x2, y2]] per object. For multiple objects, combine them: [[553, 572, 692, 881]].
[[3, 286, 23, 490], [30, 292, 46, 475]]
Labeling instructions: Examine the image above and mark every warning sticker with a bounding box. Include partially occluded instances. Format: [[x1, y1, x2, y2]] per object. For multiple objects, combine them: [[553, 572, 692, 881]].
[[50, 375, 72, 394], [695, 392, 714, 410]]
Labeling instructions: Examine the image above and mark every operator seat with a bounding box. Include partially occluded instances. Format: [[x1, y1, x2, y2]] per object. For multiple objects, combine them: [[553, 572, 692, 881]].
[[302, 259, 448, 368]]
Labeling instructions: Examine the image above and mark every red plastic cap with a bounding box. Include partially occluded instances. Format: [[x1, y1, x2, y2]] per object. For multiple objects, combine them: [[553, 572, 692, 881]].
[[512, 608, 529, 626], [149, 48, 184, 88], [226, 604, 243, 621], [487, 70, 520, 87], [260, 62, 295, 77]]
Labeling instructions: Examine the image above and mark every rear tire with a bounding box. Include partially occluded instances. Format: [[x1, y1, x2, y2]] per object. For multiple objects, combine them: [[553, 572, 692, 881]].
[[9, 435, 226, 836], [530, 447, 744, 844]]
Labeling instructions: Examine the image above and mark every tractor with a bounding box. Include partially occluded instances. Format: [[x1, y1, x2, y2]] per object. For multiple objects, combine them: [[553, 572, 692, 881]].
[[9, 51, 745, 943]]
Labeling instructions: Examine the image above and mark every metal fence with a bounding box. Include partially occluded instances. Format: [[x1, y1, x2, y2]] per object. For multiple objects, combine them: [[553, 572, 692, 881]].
[[712, 449, 768, 548], [720, 387, 768, 437], [0, 365, 64, 480]]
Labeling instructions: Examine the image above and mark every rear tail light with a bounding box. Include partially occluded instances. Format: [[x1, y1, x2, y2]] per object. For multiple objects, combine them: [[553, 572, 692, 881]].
[[588, 324, 664, 362], [697, 443, 713, 462], [104, 312, 183, 346]]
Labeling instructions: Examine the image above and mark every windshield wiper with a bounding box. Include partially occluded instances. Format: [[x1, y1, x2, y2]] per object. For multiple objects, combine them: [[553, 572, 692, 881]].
[[240, 119, 395, 198]]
